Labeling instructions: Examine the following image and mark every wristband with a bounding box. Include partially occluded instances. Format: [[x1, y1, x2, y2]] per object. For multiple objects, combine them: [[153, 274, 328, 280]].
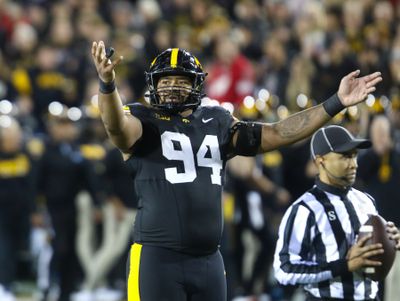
[[322, 94, 345, 117], [99, 78, 116, 94]]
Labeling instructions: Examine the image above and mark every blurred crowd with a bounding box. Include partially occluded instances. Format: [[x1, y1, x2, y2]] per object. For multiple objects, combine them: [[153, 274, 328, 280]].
[[1, 0, 400, 301]]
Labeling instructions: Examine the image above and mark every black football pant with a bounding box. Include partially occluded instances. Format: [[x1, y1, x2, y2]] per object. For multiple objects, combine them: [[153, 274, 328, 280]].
[[48, 207, 79, 301], [0, 204, 29, 288], [126, 244, 226, 301]]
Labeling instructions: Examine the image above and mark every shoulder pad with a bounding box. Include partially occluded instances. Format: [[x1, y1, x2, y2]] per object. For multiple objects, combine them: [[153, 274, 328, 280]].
[[202, 105, 231, 114], [199, 105, 233, 122], [125, 102, 152, 119]]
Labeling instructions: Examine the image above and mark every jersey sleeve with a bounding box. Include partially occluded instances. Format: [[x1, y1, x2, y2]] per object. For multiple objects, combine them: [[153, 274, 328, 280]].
[[125, 103, 159, 154], [126, 102, 151, 121]]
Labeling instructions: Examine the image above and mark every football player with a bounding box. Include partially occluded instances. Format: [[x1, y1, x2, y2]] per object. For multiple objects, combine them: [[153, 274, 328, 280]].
[[91, 41, 382, 301]]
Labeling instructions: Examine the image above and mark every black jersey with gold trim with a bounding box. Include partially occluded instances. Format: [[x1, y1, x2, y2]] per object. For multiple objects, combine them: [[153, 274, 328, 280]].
[[126, 103, 234, 255]]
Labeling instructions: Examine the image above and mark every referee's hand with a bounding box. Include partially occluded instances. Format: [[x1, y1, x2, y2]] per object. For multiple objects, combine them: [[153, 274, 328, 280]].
[[346, 234, 384, 272], [386, 221, 400, 250], [91, 40, 123, 83]]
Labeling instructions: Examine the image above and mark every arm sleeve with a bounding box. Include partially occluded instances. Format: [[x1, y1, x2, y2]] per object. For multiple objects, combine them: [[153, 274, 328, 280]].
[[273, 202, 348, 285]]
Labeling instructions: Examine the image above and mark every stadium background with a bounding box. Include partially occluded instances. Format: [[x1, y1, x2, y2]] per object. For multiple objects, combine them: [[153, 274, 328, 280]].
[[0, 0, 400, 301]]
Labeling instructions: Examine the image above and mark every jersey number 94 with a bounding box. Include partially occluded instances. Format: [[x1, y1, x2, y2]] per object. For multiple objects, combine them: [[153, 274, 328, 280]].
[[161, 131, 222, 185]]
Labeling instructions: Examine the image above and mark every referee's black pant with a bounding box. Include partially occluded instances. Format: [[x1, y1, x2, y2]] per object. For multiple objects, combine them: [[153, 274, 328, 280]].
[[126, 244, 226, 301]]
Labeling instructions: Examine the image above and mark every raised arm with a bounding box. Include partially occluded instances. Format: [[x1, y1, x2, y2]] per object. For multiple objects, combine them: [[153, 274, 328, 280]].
[[259, 70, 382, 152], [91, 40, 142, 154]]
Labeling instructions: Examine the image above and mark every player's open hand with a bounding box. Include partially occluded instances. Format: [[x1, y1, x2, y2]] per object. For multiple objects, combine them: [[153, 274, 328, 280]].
[[337, 70, 382, 107], [91, 40, 123, 83], [386, 221, 400, 250], [346, 233, 384, 272]]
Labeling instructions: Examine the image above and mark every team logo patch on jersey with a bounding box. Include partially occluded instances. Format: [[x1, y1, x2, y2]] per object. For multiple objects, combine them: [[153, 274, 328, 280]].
[[182, 118, 190, 123], [154, 113, 171, 121]]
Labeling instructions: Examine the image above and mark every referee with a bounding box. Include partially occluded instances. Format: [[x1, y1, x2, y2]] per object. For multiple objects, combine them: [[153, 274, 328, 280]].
[[273, 125, 400, 301]]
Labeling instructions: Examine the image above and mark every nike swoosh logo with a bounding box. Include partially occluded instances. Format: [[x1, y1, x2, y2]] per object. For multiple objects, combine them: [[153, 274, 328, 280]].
[[202, 118, 213, 123]]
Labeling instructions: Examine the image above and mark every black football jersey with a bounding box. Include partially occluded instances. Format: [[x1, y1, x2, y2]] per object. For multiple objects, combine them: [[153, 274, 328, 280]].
[[126, 104, 234, 255]]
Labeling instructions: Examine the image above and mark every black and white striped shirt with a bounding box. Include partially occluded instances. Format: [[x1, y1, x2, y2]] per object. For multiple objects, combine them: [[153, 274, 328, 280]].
[[273, 179, 379, 300]]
